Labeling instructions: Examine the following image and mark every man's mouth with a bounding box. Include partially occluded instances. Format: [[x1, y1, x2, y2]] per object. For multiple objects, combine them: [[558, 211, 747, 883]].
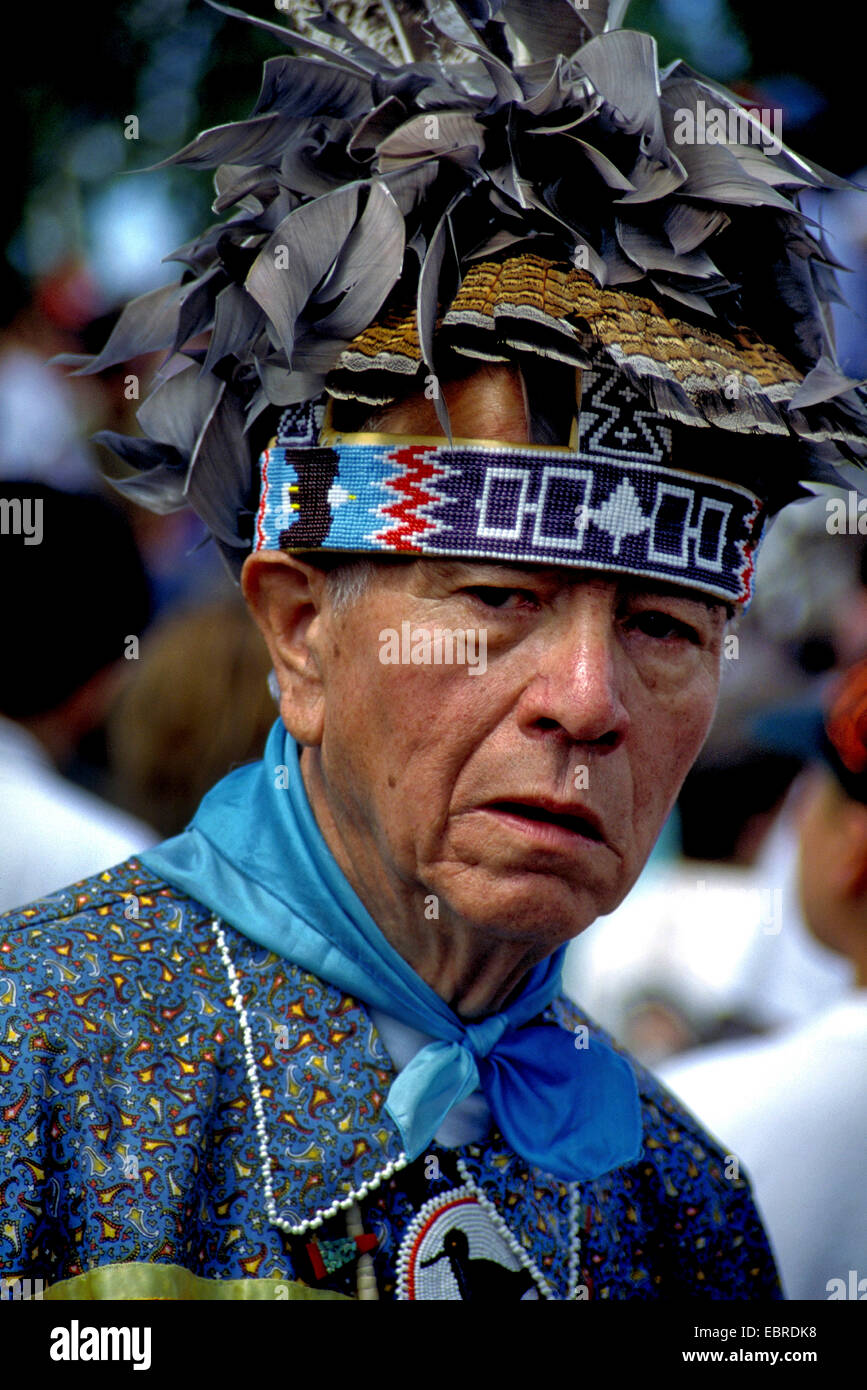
[[483, 799, 605, 843]]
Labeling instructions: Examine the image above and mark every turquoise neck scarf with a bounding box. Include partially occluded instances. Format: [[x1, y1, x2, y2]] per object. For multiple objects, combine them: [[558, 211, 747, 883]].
[[142, 719, 641, 1182]]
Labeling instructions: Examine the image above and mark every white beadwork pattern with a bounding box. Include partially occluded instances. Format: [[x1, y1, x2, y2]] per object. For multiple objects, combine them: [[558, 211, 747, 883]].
[[455, 1158, 554, 1300], [567, 1180, 585, 1299], [396, 1184, 545, 1300], [457, 1157, 585, 1301], [211, 917, 409, 1238]]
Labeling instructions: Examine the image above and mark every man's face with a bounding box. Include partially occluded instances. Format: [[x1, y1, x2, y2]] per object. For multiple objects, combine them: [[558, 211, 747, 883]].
[[305, 558, 725, 953]]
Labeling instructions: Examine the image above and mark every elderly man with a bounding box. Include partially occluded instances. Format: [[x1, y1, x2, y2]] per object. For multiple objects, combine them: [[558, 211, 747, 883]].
[[2, 0, 865, 1300]]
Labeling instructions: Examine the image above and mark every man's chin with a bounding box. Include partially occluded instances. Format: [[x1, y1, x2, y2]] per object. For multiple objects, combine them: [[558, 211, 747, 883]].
[[431, 868, 619, 945]]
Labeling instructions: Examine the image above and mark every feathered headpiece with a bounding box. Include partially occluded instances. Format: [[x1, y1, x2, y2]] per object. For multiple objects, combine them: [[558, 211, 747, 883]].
[[65, 0, 867, 604]]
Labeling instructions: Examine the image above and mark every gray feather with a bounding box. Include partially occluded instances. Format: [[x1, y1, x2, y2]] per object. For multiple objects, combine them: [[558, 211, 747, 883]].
[[311, 184, 406, 336], [554, 134, 636, 192], [257, 363, 326, 407], [172, 268, 224, 356], [500, 0, 589, 61], [93, 432, 189, 514], [186, 385, 251, 548], [153, 113, 299, 172], [418, 193, 468, 437], [579, 31, 667, 161], [348, 96, 408, 157], [615, 152, 685, 204], [205, 1, 376, 75], [245, 184, 362, 361], [251, 55, 372, 120], [213, 165, 281, 215], [616, 218, 720, 278], [377, 110, 486, 172], [790, 357, 867, 411], [203, 284, 266, 373], [69, 282, 189, 375], [664, 203, 729, 254], [137, 358, 223, 455]]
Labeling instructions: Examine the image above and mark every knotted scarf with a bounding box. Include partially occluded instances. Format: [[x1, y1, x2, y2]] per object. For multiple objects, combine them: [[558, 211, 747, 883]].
[[143, 720, 641, 1181]]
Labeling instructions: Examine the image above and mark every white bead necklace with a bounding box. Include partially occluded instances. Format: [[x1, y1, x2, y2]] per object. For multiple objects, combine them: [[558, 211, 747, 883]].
[[212, 916, 584, 1299], [212, 917, 409, 1239]]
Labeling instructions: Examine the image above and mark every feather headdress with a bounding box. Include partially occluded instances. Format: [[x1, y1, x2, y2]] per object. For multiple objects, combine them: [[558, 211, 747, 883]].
[[64, 0, 867, 584]]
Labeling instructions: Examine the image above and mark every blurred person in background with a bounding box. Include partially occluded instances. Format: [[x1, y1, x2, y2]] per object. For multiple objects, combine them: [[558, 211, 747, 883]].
[[107, 596, 277, 838], [660, 658, 867, 1299], [0, 261, 110, 497], [0, 482, 157, 911]]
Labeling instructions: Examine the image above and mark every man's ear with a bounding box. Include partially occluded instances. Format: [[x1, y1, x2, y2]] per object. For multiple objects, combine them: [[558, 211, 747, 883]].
[[241, 552, 329, 746]]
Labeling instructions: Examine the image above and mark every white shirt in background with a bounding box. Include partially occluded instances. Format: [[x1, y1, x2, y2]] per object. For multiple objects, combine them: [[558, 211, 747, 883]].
[[0, 715, 158, 914], [658, 994, 867, 1301]]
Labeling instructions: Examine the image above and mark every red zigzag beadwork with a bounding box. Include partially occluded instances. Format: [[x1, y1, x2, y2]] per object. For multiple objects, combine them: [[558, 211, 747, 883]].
[[375, 447, 446, 550]]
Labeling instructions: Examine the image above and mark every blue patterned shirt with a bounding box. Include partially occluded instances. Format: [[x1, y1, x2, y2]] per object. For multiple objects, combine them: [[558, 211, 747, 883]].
[[0, 859, 782, 1301]]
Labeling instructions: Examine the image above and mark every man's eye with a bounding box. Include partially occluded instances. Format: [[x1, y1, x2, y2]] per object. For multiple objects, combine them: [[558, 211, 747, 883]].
[[462, 586, 537, 610], [629, 611, 699, 642]]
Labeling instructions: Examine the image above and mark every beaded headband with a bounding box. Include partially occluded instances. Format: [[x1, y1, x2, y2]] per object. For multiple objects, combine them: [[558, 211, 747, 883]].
[[256, 361, 765, 605]]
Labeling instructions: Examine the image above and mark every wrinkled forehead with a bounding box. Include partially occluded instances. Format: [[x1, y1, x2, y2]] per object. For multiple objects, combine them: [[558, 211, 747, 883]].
[[254, 362, 766, 609]]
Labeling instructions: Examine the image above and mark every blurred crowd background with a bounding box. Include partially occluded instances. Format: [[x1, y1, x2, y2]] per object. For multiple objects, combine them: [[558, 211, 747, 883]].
[[2, 0, 866, 1301]]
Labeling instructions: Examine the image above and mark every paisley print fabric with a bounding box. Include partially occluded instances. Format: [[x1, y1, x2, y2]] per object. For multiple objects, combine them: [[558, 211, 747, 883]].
[[0, 860, 782, 1300]]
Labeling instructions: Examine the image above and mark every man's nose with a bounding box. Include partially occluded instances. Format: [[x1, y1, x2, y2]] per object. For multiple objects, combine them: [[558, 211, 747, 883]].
[[517, 591, 630, 749]]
